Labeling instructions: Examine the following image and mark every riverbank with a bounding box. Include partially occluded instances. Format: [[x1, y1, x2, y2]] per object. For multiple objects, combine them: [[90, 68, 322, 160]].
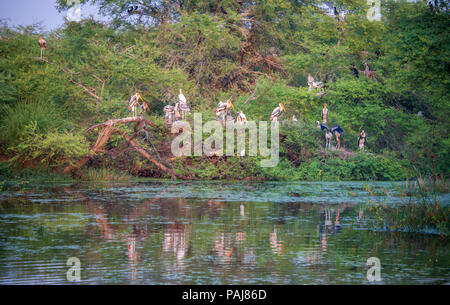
[[1, 149, 413, 184]]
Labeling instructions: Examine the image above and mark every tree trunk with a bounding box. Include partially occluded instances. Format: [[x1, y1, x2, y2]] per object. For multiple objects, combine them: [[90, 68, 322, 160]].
[[64, 117, 192, 180]]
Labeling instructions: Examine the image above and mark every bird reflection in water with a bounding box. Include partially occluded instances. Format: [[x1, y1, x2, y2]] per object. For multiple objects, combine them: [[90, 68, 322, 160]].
[[214, 233, 234, 267], [269, 227, 284, 256], [236, 203, 246, 243], [163, 222, 190, 265], [316, 206, 343, 256]]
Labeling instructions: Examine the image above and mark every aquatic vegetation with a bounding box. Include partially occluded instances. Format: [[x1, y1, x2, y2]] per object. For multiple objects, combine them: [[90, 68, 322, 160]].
[[1, 181, 448, 284], [0, 161, 74, 192], [365, 175, 449, 235], [81, 167, 131, 182]]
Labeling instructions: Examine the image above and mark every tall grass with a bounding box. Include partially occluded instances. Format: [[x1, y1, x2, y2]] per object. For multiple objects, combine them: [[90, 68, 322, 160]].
[[0, 98, 70, 149], [366, 173, 449, 235]]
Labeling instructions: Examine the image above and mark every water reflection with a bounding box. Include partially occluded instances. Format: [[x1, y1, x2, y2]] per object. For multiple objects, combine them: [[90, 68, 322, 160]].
[[0, 182, 448, 284], [269, 228, 284, 256]]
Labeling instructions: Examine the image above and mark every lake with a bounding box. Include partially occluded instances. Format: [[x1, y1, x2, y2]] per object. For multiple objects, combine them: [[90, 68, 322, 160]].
[[0, 180, 448, 284]]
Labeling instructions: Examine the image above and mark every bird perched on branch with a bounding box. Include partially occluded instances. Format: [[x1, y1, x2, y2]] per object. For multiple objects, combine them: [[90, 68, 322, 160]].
[[127, 6, 139, 14], [307, 74, 324, 91], [128, 92, 143, 117], [141, 101, 149, 113], [163, 105, 176, 125], [270, 103, 285, 122], [358, 130, 366, 151], [321, 104, 329, 124], [177, 89, 191, 120], [235, 111, 247, 124], [38, 36, 47, 58], [216, 99, 235, 125], [317, 121, 333, 150], [331, 125, 344, 149], [363, 63, 377, 79], [178, 88, 186, 104], [350, 64, 359, 78], [333, 7, 346, 22]]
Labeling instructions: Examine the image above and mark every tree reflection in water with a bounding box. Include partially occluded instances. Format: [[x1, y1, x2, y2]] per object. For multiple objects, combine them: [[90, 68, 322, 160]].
[[1, 183, 447, 285]]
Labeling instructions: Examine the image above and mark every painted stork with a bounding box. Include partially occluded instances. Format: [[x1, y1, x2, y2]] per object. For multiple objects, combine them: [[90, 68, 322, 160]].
[[179, 103, 191, 120], [358, 130, 366, 151], [307, 74, 324, 91], [128, 92, 142, 117], [321, 104, 328, 123], [363, 63, 377, 79], [176, 89, 191, 120], [38, 36, 47, 58], [270, 103, 285, 122], [163, 105, 176, 125], [216, 99, 235, 125], [178, 89, 187, 104], [235, 111, 247, 124], [331, 125, 344, 149], [317, 121, 332, 150], [140, 101, 149, 113]]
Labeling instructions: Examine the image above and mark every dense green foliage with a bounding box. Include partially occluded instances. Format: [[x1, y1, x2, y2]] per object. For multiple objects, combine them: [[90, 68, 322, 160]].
[[0, 0, 448, 181]]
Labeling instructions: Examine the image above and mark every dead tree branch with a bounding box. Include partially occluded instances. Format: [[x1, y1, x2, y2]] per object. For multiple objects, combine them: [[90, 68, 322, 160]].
[[64, 117, 192, 180]]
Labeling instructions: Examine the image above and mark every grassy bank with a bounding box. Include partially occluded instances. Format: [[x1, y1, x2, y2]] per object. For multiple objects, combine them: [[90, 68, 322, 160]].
[[363, 175, 449, 236]]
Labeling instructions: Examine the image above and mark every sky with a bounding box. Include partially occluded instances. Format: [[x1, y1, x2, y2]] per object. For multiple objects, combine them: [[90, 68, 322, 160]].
[[0, 0, 102, 31], [0, 0, 424, 31]]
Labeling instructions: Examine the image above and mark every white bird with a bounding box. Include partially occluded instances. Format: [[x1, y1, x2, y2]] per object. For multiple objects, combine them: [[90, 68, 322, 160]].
[[163, 105, 176, 125], [307, 74, 324, 91], [216, 99, 235, 125], [270, 103, 285, 122], [178, 88, 187, 104], [177, 89, 191, 120], [235, 111, 247, 124]]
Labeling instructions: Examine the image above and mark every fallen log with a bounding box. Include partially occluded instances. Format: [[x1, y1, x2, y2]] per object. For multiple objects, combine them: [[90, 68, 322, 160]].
[[64, 117, 192, 180]]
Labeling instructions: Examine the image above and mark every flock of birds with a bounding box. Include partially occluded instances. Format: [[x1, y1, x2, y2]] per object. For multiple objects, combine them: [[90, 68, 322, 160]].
[[316, 104, 366, 151], [160, 90, 285, 126], [37, 35, 366, 152], [161, 89, 366, 151]]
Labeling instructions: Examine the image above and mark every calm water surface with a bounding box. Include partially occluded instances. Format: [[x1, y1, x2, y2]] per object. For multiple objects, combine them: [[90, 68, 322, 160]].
[[0, 180, 449, 284]]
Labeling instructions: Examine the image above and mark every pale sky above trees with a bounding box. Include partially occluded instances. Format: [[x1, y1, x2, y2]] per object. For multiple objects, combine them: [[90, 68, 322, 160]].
[[0, 0, 100, 30]]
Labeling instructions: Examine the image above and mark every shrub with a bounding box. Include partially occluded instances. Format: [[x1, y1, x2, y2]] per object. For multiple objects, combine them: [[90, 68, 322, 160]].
[[8, 121, 89, 169], [0, 98, 70, 150]]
